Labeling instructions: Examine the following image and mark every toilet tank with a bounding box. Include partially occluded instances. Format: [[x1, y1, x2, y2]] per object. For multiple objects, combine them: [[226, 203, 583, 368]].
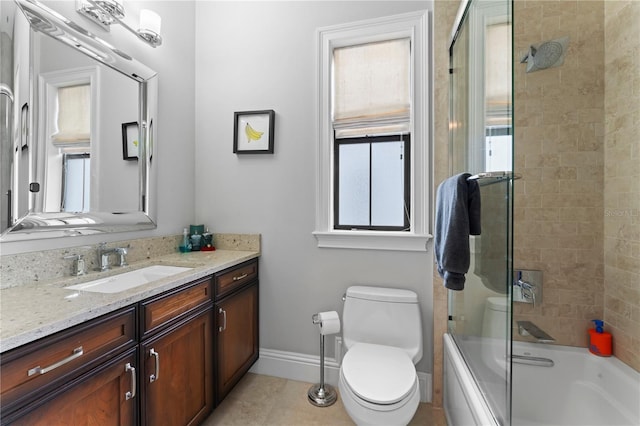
[[342, 286, 423, 364]]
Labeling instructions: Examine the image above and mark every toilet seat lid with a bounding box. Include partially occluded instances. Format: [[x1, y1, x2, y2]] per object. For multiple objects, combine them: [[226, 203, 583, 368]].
[[342, 343, 416, 405]]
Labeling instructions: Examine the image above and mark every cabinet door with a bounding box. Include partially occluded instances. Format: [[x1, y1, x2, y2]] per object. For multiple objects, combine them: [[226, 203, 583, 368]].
[[10, 349, 137, 426], [216, 282, 259, 403], [141, 307, 213, 426]]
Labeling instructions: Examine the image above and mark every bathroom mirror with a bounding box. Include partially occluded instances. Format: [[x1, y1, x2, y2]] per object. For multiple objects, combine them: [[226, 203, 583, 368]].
[[0, 0, 158, 242]]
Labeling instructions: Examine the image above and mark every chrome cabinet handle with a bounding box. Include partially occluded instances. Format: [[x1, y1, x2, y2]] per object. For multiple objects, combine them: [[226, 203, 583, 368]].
[[219, 307, 227, 332], [28, 346, 83, 376], [149, 348, 160, 383], [125, 363, 136, 400], [232, 273, 248, 281]]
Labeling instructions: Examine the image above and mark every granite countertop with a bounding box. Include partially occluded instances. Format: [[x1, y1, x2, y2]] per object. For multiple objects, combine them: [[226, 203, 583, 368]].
[[0, 249, 259, 353]]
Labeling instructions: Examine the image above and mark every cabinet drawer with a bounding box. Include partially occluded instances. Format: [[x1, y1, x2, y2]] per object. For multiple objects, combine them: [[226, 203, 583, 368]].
[[214, 259, 258, 299], [0, 307, 136, 411], [6, 348, 138, 426], [141, 277, 213, 337]]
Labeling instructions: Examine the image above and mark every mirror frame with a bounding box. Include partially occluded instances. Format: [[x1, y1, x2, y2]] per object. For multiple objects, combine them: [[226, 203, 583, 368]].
[[1, 0, 158, 242]]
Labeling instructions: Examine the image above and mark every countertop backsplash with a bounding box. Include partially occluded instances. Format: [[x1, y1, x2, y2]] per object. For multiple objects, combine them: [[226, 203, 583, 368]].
[[0, 233, 260, 290]]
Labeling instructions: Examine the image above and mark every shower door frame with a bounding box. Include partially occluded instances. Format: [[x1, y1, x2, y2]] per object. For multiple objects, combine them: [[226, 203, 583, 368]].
[[447, 0, 515, 424]]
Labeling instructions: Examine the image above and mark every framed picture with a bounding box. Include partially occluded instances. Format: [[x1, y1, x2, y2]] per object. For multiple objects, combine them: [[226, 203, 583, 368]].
[[20, 103, 28, 150], [122, 121, 139, 161], [233, 110, 275, 154]]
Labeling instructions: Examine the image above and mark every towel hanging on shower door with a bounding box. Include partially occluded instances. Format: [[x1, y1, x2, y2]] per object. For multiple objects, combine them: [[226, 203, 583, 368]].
[[434, 173, 481, 291]]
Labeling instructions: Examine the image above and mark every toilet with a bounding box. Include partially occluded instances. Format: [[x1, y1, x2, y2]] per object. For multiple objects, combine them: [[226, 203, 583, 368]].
[[481, 296, 509, 338], [339, 286, 422, 426]]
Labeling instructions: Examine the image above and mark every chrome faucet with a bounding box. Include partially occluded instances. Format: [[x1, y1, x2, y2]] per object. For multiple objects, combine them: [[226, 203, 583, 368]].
[[114, 247, 129, 267], [97, 243, 129, 271], [97, 243, 117, 271], [514, 272, 536, 306], [517, 320, 555, 343]]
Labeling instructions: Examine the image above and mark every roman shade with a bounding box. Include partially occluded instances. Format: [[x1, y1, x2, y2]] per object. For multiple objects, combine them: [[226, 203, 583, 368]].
[[333, 38, 410, 138], [52, 84, 90, 145]]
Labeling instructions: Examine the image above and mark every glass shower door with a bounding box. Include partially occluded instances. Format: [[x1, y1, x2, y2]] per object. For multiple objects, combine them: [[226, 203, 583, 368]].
[[448, 0, 514, 424]]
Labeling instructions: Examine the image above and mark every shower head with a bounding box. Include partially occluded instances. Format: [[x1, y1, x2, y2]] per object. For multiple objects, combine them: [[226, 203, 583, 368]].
[[520, 36, 569, 73], [534, 41, 564, 68]]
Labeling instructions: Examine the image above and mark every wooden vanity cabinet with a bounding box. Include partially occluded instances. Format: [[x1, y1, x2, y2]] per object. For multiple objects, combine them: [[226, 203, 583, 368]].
[[214, 259, 259, 404], [0, 307, 137, 425], [10, 348, 138, 426], [1, 258, 259, 425], [139, 276, 214, 426]]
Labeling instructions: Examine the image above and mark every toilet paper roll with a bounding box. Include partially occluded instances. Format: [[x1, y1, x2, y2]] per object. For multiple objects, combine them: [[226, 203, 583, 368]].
[[317, 311, 341, 335]]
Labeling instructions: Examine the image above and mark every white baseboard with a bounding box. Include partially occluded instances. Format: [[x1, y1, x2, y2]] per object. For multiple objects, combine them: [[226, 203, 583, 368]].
[[249, 347, 432, 403]]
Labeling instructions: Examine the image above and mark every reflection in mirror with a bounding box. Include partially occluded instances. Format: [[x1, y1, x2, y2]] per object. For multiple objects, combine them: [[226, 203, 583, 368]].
[[450, 0, 512, 175], [0, 0, 158, 241]]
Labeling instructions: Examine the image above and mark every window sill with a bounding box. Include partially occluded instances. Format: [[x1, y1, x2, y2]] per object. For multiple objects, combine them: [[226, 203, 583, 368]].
[[312, 231, 432, 252]]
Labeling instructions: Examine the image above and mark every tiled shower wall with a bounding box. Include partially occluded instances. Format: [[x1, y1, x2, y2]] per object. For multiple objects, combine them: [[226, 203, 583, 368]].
[[432, 0, 640, 407], [513, 0, 606, 347], [603, 0, 640, 372], [514, 0, 639, 372]]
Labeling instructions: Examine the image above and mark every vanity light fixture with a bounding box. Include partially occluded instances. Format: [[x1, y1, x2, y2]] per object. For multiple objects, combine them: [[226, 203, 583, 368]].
[[76, 0, 162, 48], [137, 9, 162, 47]]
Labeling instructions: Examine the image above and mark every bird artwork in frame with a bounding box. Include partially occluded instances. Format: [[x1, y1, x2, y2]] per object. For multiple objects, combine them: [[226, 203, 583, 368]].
[[233, 110, 275, 154]]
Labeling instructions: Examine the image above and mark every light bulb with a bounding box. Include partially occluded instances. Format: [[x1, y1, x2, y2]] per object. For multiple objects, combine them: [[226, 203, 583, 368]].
[[139, 9, 161, 35]]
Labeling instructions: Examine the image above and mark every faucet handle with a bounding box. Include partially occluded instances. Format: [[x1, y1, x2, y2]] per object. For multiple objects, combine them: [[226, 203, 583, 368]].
[[64, 254, 86, 276]]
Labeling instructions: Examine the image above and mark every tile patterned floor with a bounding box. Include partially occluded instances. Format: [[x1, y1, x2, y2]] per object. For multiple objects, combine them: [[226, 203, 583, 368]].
[[202, 373, 447, 425]]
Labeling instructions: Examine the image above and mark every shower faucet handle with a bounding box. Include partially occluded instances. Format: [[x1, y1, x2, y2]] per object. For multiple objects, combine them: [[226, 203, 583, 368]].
[[513, 270, 543, 307]]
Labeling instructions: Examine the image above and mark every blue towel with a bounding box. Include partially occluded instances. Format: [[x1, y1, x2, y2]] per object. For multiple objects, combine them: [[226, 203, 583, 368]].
[[434, 173, 481, 290]]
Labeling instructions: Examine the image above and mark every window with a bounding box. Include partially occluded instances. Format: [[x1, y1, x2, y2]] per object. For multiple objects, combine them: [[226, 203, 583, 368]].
[[62, 153, 90, 212], [41, 67, 98, 213], [335, 134, 410, 230], [314, 11, 431, 251]]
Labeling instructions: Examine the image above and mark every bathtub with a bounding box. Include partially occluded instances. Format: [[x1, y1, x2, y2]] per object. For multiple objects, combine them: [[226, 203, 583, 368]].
[[443, 333, 640, 426]]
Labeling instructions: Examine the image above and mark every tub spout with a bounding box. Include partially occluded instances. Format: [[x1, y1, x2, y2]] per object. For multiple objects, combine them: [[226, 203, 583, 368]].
[[517, 321, 555, 343]]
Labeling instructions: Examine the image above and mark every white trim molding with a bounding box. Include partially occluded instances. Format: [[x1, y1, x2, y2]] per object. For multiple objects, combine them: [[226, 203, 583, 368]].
[[249, 347, 432, 403], [314, 10, 431, 252], [313, 230, 432, 252]]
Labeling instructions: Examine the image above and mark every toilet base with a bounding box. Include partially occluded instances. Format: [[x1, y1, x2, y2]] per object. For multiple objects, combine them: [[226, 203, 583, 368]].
[[308, 383, 338, 407]]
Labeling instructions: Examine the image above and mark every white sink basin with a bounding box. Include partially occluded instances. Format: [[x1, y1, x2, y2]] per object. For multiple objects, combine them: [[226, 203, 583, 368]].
[[65, 265, 193, 294]]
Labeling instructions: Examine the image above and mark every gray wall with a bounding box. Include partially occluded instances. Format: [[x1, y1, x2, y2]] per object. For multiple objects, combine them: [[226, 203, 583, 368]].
[[193, 1, 435, 374], [1, 0, 437, 377]]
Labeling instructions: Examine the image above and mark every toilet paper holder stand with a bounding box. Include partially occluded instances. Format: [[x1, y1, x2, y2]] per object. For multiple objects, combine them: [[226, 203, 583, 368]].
[[308, 313, 338, 407]]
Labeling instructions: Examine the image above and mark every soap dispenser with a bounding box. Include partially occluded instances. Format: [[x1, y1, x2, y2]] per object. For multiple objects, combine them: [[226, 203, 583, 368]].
[[179, 228, 191, 253], [588, 319, 612, 357]]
